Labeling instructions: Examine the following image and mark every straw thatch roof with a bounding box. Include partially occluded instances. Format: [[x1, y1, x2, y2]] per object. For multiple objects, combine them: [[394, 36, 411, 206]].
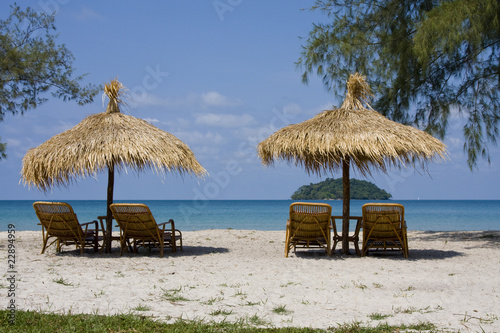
[[258, 73, 447, 176], [22, 79, 207, 191]]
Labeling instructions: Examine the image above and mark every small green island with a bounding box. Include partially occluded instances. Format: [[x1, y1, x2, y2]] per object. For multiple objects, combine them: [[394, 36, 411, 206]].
[[291, 178, 392, 200]]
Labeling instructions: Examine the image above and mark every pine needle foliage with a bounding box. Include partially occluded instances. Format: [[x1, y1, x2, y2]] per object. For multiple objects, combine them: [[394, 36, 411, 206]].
[[297, 0, 500, 169], [0, 4, 100, 159]]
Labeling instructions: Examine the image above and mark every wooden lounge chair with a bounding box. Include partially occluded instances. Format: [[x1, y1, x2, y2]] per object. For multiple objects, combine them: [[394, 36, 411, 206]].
[[285, 202, 332, 257], [331, 215, 362, 255], [361, 203, 409, 258], [33, 201, 102, 254], [109, 203, 182, 257]]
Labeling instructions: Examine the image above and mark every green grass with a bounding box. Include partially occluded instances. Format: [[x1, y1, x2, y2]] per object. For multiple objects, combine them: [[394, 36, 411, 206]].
[[247, 314, 270, 326], [367, 313, 392, 320], [272, 305, 292, 315], [161, 287, 189, 302], [52, 277, 73, 286], [209, 308, 233, 316], [132, 305, 151, 312], [0, 310, 443, 332]]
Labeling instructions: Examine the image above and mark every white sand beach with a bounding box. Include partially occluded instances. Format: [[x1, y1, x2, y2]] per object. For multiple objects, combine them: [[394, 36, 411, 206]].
[[2, 229, 500, 331]]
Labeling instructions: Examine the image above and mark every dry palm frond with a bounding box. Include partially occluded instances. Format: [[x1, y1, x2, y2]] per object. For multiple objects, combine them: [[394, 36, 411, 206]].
[[341, 72, 374, 110], [104, 78, 126, 113], [22, 79, 207, 191], [257, 73, 447, 176]]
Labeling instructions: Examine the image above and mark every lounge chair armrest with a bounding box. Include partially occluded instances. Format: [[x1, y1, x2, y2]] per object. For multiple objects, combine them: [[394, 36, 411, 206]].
[[158, 219, 175, 231], [330, 216, 362, 234], [329, 217, 338, 235], [80, 220, 99, 233]]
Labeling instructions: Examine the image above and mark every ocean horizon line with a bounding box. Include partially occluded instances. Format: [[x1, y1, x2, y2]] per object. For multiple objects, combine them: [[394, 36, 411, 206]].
[[2, 199, 499, 232], [2, 198, 499, 201]]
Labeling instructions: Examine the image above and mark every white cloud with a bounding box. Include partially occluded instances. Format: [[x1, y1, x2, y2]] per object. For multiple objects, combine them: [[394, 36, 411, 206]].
[[195, 113, 256, 128], [174, 130, 225, 145], [282, 103, 302, 115], [311, 102, 336, 114], [33, 121, 75, 136], [200, 91, 241, 107], [5, 138, 21, 148], [128, 91, 241, 109], [75, 6, 105, 21], [143, 117, 160, 124], [128, 92, 175, 108], [192, 145, 221, 157]]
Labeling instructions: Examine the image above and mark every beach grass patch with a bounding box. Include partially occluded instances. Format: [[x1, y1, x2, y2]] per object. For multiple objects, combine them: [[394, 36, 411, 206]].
[[234, 288, 247, 298], [93, 289, 105, 297], [246, 314, 270, 326], [272, 305, 292, 315], [132, 305, 151, 312], [209, 308, 233, 316], [0, 310, 439, 332], [461, 311, 498, 325], [393, 305, 442, 315], [204, 296, 224, 305], [52, 277, 73, 286], [372, 283, 383, 288], [161, 287, 189, 302], [368, 313, 392, 320], [393, 289, 414, 298], [115, 271, 125, 278], [352, 281, 367, 290]]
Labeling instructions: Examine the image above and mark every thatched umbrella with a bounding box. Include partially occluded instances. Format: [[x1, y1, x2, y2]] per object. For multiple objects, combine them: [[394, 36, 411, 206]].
[[22, 79, 207, 252], [258, 73, 447, 254]]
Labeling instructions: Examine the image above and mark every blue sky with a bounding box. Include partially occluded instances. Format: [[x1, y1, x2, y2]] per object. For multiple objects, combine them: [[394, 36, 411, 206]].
[[1, 0, 499, 201]]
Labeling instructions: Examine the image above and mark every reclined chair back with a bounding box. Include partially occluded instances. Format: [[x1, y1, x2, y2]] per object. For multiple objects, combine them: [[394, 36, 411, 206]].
[[285, 202, 332, 257], [362, 203, 408, 257], [34, 201, 84, 238], [33, 201, 98, 253], [110, 203, 161, 240]]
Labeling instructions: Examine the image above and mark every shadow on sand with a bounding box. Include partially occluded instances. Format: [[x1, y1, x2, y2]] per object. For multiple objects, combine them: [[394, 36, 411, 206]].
[[290, 248, 464, 261], [51, 244, 230, 258]]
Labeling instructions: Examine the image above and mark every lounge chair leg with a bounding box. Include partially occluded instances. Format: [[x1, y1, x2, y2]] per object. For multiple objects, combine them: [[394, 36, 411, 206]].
[[354, 241, 360, 256], [41, 239, 48, 254], [284, 240, 290, 258]]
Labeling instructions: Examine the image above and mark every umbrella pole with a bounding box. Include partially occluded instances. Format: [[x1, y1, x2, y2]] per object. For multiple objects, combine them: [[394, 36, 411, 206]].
[[342, 157, 350, 254], [106, 164, 114, 253]]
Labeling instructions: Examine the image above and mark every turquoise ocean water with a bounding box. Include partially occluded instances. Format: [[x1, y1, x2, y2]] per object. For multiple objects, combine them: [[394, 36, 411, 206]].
[[1, 200, 499, 232]]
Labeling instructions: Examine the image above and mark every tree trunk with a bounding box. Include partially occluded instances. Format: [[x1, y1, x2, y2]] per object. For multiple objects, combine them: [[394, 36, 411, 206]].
[[342, 157, 350, 254], [106, 164, 114, 253]]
